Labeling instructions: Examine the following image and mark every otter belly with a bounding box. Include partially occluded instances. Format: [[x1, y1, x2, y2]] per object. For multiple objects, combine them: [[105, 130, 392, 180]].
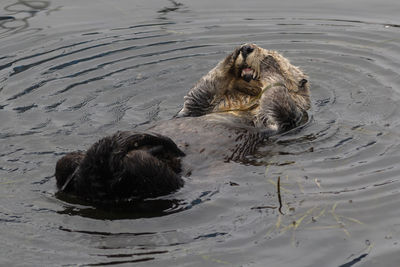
[[148, 115, 263, 165]]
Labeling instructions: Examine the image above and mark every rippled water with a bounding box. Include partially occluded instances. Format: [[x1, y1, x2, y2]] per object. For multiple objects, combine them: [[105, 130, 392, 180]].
[[1, 0, 400, 266]]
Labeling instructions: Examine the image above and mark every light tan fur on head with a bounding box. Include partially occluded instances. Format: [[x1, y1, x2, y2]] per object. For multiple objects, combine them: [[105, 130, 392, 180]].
[[212, 43, 310, 113], [232, 44, 309, 94], [178, 43, 310, 133]]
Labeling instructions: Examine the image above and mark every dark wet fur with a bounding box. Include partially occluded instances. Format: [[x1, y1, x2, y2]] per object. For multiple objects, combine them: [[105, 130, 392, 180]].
[[55, 131, 184, 203], [55, 44, 310, 204], [258, 86, 307, 132]]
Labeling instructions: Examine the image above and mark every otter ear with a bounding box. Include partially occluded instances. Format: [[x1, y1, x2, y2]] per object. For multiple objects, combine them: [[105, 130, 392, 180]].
[[299, 79, 308, 88]]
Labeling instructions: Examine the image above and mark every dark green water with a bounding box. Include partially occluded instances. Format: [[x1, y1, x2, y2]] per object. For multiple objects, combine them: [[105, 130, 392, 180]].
[[1, 0, 400, 266]]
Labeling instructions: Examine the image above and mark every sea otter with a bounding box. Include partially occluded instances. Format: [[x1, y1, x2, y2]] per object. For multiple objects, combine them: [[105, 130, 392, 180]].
[[55, 43, 310, 204]]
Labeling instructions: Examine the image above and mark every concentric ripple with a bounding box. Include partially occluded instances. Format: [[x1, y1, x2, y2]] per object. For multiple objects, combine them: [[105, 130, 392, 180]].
[[1, 2, 400, 266]]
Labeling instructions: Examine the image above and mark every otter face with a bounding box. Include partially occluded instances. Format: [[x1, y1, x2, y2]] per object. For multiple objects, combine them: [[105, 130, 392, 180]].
[[232, 44, 263, 83]]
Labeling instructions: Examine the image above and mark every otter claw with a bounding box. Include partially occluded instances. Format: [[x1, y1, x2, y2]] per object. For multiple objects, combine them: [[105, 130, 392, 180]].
[[253, 70, 260, 80]]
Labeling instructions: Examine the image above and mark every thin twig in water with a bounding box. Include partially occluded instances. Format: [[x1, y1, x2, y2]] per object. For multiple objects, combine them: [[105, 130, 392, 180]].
[[277, 176, 284, 215]]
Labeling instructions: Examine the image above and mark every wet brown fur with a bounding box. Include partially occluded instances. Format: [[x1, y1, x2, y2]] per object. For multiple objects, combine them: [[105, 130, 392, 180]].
[[55, 44, 311, 203], [178, 43, 310, 132]]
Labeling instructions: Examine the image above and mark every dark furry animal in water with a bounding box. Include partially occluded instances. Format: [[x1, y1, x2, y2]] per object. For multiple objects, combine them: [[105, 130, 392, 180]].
[[55, 132, 184, 203], [55, 43, 310, 204]]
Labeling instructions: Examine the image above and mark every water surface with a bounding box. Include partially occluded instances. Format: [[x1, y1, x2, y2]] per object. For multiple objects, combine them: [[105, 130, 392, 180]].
[[1, 0, 400, 266]]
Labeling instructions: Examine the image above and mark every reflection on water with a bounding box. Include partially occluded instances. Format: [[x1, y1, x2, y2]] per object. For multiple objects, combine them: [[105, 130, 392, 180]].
[[1, 0, 400, 266], [0, 0, 54, 36], [56, 198, 185, 220], [55, 189, 217, 220]]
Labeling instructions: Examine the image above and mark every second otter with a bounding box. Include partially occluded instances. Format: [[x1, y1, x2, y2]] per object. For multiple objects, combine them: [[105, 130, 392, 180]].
[[55, 43, 310, 204]]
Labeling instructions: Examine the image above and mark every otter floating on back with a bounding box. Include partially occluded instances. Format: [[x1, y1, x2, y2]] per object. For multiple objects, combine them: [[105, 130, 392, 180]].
[[55, 44, 310, 204]]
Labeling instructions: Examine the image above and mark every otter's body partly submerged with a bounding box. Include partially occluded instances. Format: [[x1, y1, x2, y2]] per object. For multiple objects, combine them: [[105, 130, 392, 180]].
[[54, 44, 311, 204]]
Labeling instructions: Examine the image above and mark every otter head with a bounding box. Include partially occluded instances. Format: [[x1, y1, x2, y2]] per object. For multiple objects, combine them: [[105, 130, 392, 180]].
[[178, 43, 310, 133], [213, 43, 310, 114], [232, 44, 262, 83], [228, 43, 309, 96]]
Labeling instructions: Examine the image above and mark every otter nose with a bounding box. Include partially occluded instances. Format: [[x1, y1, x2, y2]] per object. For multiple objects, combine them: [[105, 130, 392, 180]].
[[240, 44, 254, 58]]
